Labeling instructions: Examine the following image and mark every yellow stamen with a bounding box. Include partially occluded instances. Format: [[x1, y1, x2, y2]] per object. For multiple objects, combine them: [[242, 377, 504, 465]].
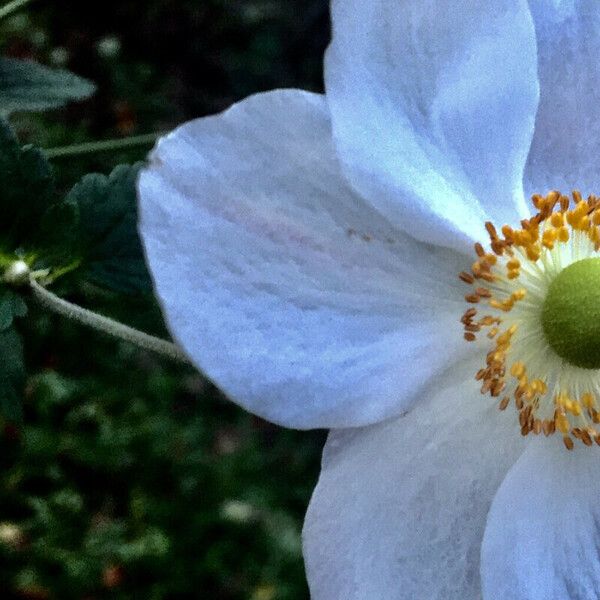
[[459, 190, 600, 450]]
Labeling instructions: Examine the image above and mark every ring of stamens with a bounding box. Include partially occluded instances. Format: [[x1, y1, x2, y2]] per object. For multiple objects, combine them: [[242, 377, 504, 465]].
[[460, 191, 600, 450]]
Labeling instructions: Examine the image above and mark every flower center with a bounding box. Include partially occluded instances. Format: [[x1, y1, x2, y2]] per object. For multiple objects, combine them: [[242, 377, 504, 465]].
[[460, 191, 600, 450], [542, 258, 600, 370]]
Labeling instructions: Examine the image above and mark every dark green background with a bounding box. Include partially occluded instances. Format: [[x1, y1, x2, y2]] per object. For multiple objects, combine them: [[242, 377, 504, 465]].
[[0, 2, 330, 598]]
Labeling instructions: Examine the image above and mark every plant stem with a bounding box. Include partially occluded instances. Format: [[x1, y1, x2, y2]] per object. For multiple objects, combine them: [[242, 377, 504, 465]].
[[29, 279, 190, 364], [0, 0, 36, 21], [44, 132, 162, 159]]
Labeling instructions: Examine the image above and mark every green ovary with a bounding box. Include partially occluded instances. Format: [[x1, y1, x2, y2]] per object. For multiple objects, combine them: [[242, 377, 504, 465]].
[[542, 257, 600, 369]]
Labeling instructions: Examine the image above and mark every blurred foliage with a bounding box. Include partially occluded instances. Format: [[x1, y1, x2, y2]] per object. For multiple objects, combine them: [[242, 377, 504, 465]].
[[0, 57, 94, 114], [0, 1, 329, 598]]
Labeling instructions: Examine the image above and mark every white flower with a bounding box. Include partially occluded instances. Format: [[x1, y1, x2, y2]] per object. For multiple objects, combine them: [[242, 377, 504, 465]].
[[137, 1, 600, 598]]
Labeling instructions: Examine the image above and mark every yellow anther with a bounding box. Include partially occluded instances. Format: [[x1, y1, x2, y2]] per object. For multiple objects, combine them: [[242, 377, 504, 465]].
[[510, 362, 526, 378], [472, 261, 483, 275], [556, 413, 570, 434], [542, 229, 557, 248], [547, 190, 561, 204], [501, 225, 514, 240], [496, 332, 512, 346], [575, 199, 587, 214], [526, 246, 540, 261], [551, 212, 564, 228], [485, 221, 498, 239], [530, 379, 547, 394], [480, 316, 498, 326], [518, 230, 534, 245], [582, 392, 596, 409], [558, 227, 570, 242]]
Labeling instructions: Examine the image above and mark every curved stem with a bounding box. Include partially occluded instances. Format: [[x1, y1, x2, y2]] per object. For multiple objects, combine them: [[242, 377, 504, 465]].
[[29, 279, 190, 364], [0, 0, 36, 20], [44, 132, 162, 159]]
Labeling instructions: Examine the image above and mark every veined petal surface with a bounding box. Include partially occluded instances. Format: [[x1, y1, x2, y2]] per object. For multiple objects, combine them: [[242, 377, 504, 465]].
[[526, 0, 600, 196], [481, 440, 600, 600], [303, 356, 527, 598], [138, 90, 468, 429], [326, 0, 539, 253]]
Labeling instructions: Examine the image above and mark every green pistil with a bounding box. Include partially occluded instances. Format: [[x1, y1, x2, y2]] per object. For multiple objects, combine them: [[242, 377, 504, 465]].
[[542, 258, 600, 369]]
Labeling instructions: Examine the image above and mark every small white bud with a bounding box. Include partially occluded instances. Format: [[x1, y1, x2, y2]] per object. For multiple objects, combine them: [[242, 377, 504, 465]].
[[96, 35, 121, 59], [49, 47, 69, 67], [220, 500, 256, 523], [3, 260, 30, 286], [0, 522, 24, 547], [31, 30, 47, 48]]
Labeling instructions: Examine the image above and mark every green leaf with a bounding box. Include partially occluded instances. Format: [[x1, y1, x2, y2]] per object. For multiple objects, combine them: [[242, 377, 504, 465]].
[[0, 286, 27, 331], [0, 326, 25, 422], [0, 119, 78, 266], [0, 119, 56, 249], [37, 196, 80, 266], [66, 163, 151, 293], [0, 58, 95, 114]]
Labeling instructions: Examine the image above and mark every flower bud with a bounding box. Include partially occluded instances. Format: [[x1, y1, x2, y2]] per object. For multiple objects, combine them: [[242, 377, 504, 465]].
[[3, 260, 30, 286]]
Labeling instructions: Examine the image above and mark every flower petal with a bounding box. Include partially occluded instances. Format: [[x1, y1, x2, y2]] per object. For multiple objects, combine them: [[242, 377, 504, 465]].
[[138, 90, 469, 429], [526, 1, 600, 195], [326, 0, 539, 252], [481, 439, 600, 600], [303, 356, 527, 599]]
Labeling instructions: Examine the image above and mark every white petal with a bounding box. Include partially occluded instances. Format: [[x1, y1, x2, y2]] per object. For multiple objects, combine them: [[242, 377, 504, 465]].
[[303, 356, 527, 599], [138, 89, 469, 430], [526, 1, 600, 195], [325, 0, 539, 253], [481, 439, 600, 600]]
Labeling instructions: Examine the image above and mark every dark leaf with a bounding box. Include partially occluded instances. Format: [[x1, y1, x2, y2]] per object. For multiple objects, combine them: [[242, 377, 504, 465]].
[[0, 286, 27, 331], [66, 163, 151, 293], [0, 58, 95, 114], [0, 119, 79, 266], [0, 326, 25, 422], [0, 119, 56, 250]]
